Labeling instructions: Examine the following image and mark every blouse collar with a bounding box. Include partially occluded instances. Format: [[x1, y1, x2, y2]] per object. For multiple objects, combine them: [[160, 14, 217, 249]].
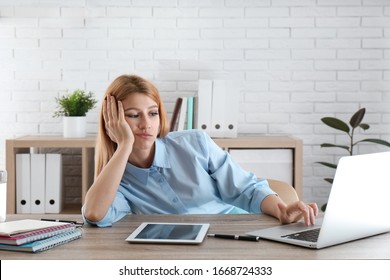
[[125, 138, 171, 185]]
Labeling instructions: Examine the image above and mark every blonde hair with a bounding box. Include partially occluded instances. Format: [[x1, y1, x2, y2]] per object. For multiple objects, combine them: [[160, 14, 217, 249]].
[[95, 74, 169, 176]]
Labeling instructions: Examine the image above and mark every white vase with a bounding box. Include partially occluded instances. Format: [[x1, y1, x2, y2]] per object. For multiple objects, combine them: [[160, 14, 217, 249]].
[[63, 116, 87, 138]]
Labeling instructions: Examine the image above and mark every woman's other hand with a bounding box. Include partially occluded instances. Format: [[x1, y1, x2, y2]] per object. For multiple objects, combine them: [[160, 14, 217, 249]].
[[277, 201, 318, 226]]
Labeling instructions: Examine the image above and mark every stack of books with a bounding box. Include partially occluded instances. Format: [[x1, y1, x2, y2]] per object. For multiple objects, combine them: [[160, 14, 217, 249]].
[[170, 96, 196, 132], [0, 219, 83, 253]]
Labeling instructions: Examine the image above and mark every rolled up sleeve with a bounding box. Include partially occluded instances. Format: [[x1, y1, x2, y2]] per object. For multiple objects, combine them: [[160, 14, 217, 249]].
[[82, 192, 131, 227], [205, 133, 276, 213]]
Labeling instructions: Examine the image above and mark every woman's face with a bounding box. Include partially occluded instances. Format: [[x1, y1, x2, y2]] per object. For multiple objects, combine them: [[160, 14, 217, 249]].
[[121, 92, 160, 151]]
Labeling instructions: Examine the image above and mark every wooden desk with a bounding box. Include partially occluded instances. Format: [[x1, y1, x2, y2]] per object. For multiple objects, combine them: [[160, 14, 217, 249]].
[[1, 214, 389, 260]]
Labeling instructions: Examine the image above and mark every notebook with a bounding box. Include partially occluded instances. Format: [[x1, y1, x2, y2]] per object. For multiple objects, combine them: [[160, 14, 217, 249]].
[[0, 223, 76, 245], [0, 228, 83, 253], [247, 151, 390, 249], [0, 219, 71, 236]]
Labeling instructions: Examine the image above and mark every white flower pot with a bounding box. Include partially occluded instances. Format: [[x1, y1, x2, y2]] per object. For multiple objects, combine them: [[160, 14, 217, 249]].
[[63, 116, 87, 138]]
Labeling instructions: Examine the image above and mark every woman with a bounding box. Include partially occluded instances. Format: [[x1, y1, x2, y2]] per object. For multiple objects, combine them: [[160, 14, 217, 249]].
[[82, 74, 318, 227]]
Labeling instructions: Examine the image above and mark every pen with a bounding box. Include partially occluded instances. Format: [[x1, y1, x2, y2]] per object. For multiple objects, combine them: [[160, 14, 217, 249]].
[[41, 219, 84, 226], [207, 234, 260, 242]]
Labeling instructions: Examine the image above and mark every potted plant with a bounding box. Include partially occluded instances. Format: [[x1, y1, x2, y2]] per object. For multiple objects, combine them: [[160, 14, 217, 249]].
[[317, 108, 390, 211], [54, 89, 97, 138]]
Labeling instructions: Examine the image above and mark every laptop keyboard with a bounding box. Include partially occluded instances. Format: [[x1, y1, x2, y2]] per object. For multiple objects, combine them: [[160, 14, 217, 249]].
[[281, 228, 320, 243]]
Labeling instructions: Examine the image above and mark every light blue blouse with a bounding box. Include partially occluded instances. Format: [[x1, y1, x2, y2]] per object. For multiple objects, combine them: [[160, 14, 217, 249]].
[[83, 130, 275, 227]]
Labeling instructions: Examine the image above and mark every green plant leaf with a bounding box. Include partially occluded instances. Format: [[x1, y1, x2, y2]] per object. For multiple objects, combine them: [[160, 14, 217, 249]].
[[317, 108, 390, 211], [321, 117, 350, 133], [349, 108, 365, 128], [356, 138, 390, 147], [316, 161, 337, 169], [320, 143, 350, 151], [53, 89, 97, 117]]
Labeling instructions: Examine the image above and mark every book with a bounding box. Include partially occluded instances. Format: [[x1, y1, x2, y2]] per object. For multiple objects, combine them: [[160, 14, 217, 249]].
[[193, 96, 198, 130], [169, 97, 183, 132], [0, 219, 71, 236], [0, 228, 83, 253], [170, 96, 197, 131], [0, 223, 76, 246], [177, 96, 188, 131], [187, 96, 194, 130]]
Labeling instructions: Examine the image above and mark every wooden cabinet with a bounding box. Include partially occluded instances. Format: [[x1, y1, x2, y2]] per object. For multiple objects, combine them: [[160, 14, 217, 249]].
[[213, 136, 303, 199], [6, 136, 95, 214], [6, 135, 302, 214]]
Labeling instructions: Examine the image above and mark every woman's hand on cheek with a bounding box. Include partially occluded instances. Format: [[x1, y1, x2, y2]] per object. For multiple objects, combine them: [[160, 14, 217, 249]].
[[103, 95, 134, 148]]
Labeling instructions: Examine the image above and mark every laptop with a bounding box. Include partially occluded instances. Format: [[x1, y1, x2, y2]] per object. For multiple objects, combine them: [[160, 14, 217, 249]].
[[247, 151, 390, 249]]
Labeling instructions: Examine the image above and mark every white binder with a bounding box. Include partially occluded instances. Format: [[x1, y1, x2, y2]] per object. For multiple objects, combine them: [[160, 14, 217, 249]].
[[30, 154, 45, 213], [196, 80, 240, 138], [196, 80, 213, 133], [210, 80, 227, 138], [45, 154, 63, 213], [223, 80, 240, 138], [16, 154, 31, 213]]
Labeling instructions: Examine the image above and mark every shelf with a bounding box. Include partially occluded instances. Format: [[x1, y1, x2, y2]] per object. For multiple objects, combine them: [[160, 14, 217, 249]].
[[6, 135, 95, 214], [6, 134, 302, 214]]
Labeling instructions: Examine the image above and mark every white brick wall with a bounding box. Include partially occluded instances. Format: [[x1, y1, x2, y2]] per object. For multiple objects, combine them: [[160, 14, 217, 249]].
[[0, 0, 389, 206]]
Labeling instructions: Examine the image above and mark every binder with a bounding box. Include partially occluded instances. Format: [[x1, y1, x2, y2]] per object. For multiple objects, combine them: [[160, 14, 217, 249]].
[[30, 154, 45, 213], [45, 154, 63, 213], [223, 80, 240, 138], [196, 80, 213, 133], [16, 154, 31, 213], [210, 80, 227, 138], [196, 80, 241, 138]]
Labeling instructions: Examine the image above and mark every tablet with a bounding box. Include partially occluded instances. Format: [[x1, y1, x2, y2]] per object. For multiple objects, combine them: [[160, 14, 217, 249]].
[[126, 222, 210, 244]]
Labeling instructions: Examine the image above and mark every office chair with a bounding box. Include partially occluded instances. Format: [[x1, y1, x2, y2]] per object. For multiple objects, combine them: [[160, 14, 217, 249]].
[[267, 178, 299, 205]]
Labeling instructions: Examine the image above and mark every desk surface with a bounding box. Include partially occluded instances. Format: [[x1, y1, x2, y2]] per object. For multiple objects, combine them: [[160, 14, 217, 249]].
[[1, 214, 389, 260]]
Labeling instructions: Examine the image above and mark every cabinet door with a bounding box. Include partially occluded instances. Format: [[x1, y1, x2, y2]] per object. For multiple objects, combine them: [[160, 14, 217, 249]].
[[228, 149, 293, 185]]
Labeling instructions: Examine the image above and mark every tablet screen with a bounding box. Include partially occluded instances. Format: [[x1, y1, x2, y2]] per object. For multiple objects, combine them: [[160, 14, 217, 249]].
[[126, 222, 210, 244]]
